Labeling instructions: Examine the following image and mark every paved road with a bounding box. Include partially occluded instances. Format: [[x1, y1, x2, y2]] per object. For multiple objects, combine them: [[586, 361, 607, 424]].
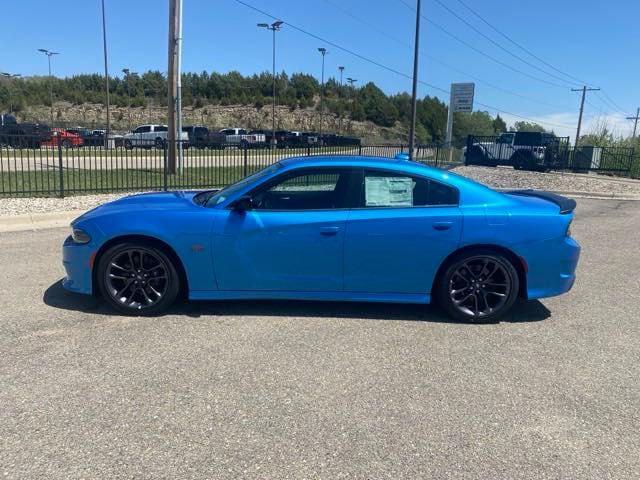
[[1, 198, 639, 479], [0, 147, 367, 172]]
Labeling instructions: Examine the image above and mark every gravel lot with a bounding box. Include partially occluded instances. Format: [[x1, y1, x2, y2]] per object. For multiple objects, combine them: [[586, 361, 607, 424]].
[[451, 165, 640, 195], [1, 166, 639, 217], [1, 198, 639, 478]]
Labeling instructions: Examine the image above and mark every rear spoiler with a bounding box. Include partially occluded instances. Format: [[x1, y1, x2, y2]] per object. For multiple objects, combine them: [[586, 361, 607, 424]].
[[506, 189, 577, 214]]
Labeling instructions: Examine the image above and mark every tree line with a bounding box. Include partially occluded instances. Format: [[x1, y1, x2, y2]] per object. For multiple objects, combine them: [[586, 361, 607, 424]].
[[0, 69, 550, 145]]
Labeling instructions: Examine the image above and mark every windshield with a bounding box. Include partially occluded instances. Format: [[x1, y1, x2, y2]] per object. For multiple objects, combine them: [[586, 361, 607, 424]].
[[205, 163, 282, 207]]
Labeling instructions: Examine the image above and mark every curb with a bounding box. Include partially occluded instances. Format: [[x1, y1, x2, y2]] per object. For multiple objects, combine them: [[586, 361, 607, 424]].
[[548, 190, 640, 201], [0, 210, 83, 234]]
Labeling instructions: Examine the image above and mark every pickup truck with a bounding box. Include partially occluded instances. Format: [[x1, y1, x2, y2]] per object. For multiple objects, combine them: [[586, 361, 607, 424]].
[[219, 128, 266, 148], [182, 125, 226, 149], [465, 132, 569, 171], [123, 124, 188, 149], [0, 113, 52, 148]]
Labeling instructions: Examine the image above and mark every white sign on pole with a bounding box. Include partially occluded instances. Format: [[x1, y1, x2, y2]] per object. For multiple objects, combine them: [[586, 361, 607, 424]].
[[450, 83, 475, 113]]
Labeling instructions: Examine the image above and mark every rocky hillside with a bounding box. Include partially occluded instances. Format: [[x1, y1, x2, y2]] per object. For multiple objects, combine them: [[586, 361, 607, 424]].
[[17, 102, 408, 144]]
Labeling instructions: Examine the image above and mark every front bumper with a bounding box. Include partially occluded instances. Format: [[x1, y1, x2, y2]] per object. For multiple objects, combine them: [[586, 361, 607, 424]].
[[62, 235, 94, 295], [517, 235, 581, 300]]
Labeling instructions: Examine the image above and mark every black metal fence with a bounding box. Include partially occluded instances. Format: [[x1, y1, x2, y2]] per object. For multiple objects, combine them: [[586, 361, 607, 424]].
[[0, 136, 463, 197], [465, 134, 636, 175]]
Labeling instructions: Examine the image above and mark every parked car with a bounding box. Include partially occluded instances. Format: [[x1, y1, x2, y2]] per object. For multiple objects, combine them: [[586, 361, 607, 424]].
[[182, 125, 225, 149], [220, 128, 266, 148], [0, 113, 52, 148], [41, 128, 84, 148], [465, 132, 570, 171], [62, 155, 580, 322], [123, 124, 188, 149], [66, 128, 106, 147]]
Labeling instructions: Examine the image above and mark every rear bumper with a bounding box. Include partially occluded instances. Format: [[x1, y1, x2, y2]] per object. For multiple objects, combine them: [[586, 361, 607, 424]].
[[517, 235, 581, 300], [62, 236, 93, 295]]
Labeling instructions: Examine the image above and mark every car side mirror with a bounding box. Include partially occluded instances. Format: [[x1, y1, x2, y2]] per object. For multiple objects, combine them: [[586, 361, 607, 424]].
[[233, 195, 254, 211]]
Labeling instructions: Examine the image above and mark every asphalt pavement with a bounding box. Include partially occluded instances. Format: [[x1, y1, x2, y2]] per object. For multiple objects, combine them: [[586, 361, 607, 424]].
[[1, 198, 639, 479]]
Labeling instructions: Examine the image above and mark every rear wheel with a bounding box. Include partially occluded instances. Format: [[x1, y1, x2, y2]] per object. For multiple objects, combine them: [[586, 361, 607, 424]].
[[97, 241, 180, 315], [465, 145, 486, 166], [124, 140, 133, 150], [436, 250, 520, 323]]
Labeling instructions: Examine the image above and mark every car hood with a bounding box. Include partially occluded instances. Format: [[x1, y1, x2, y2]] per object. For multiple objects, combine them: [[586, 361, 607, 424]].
[[72, 191, 201, 224]]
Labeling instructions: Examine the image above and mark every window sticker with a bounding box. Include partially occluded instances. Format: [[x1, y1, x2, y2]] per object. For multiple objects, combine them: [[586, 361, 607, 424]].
[[365, 176, 413, 207]]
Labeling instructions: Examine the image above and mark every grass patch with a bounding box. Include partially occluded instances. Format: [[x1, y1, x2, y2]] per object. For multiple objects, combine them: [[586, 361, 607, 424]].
[[0, 165, 267, 197]]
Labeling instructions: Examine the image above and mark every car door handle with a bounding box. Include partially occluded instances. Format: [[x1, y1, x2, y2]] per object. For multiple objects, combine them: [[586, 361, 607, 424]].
[[320, 226, 340, 236], [432, 221, 453, 231]]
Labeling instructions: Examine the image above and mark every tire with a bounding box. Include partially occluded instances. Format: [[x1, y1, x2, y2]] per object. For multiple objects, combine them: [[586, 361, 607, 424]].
[[124, 140, 133, 150], [511, 151, 538, 171], [436, 249, 520, 323], [465, 145, 486, 166], [154, 137, 165, 149], [97, 241, 180, 316], [62, 139, 72, 149]]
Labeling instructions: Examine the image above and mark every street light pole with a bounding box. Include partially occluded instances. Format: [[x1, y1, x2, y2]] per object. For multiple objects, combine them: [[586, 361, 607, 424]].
[[122, 68, 136, 131], [1, 73, 21, 113], [258, 20, 283, 149], [318, 47, 327, 143], [346, 77, 357, 133], [408, 0, 422, 160], [37, 49, 59, 127], [101, 0, 111, 148], [337, 66, 344, 133]]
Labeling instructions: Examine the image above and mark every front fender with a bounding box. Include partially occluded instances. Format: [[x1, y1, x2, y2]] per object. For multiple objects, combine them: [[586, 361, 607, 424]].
[[90, 211, 217, 292]]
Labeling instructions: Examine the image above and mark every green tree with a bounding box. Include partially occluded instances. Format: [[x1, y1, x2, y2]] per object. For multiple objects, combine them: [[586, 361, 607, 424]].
[[492, 114, 507, 133], [512, 121, 547, 133]]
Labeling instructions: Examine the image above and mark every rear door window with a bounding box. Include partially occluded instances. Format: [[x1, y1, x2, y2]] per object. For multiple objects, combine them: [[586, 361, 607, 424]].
[[362, 170, 458, 207]]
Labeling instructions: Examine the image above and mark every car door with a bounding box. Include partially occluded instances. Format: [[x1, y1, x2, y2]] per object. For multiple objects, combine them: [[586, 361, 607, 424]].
[[344, 168, 462, 295], [212, 167, 360, 292]]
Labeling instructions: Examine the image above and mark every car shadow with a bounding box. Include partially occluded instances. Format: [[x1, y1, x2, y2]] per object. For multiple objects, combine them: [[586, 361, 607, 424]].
[[43, 279, 551, 324]]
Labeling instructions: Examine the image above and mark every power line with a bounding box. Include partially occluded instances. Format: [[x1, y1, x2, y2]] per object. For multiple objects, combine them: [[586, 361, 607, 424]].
[[394, 0, 570, 89], [451, 0, 591, 86], [321, 0, 574, 111], [431, 0, 580, 88], [230, 0, 575, 130], [595, 90, 629, 116]]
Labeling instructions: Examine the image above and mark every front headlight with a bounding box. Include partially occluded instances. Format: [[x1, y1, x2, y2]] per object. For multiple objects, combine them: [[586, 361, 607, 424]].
[[71, 227, 91, 244]]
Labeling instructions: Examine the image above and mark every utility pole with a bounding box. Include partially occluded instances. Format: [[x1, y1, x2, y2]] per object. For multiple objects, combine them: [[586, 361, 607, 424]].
[[318, 47, 327, 143], [258, 20, 283, 149], [176, 0, 184, 174], [167, 0, 179, 174], [571, 85, 600, 147], [101, 0, 111, 149], [408, 0, 422, 160], [37, 49, 59, 127], [1, 73, 21, 113], [626, 107, 640, 139], [338, 66, 344, 90]]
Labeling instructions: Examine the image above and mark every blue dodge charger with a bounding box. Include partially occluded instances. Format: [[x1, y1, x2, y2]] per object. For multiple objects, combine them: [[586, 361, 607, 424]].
[[62, 155, 580, 322]]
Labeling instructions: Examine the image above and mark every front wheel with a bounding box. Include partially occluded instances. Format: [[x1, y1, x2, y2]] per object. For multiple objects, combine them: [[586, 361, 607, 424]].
[[436, 250, 520, 323], [97, 242, 180, 315]]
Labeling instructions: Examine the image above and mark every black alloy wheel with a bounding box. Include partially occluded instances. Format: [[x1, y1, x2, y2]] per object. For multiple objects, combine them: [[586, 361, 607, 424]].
[[97, 242, 180, 315], [437, 251, 519, 323]]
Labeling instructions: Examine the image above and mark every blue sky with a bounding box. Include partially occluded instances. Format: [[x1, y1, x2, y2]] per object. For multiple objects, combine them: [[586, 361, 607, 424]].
[[2, 0, 639, 137]]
